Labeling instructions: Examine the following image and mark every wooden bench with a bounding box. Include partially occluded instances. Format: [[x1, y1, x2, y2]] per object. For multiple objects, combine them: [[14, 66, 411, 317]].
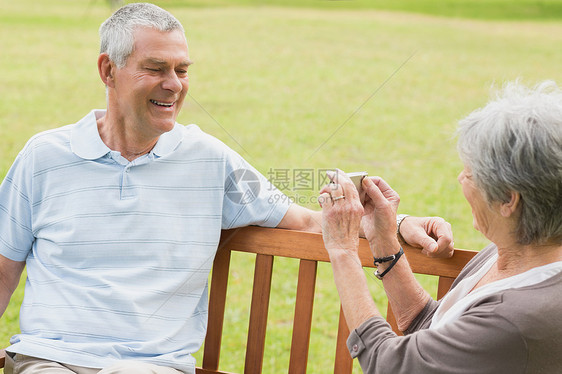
[[0, 226, 477, 372]]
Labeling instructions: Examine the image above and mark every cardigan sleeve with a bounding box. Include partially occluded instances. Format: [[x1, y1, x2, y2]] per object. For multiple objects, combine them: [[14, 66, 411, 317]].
[[404, 244, 499, 334], [404, 298, 439, 334], [346, 297, 527, 374]]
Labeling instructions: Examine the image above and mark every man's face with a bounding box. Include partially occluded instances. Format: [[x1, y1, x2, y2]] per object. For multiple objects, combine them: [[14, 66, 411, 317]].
[[111, 27, 191, 139]]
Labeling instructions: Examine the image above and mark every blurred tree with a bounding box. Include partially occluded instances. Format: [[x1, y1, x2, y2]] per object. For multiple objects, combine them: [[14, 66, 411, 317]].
[[108, 0, 123, 10]]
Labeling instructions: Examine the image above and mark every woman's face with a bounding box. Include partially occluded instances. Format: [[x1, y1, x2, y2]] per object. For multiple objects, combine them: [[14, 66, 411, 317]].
[[458, 166, 499, 238]]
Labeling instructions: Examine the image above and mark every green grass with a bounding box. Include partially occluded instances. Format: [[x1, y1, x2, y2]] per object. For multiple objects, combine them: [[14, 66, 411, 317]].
[[2, 0, 562, 373], [155, 0, 562, 20]]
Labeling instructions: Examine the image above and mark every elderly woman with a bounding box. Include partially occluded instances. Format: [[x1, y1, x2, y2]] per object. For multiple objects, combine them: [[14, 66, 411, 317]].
[[320, 81, 562, 373]]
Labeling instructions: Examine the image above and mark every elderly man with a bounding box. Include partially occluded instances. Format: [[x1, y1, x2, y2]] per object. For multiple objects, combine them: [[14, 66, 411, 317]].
[[0, 3, 452, 373]]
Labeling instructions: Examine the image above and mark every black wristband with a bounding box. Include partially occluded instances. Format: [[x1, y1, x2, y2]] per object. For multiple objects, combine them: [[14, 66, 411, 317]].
[[373, 250, 400, 266], [373, 247, 404, 280]]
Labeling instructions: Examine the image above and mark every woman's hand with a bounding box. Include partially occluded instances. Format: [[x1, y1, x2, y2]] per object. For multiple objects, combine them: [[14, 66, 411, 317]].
[[399, 216, 455, 257], [360, 177, 455, 258], [360, 176, 400, 250], [319, 170, 364, 256]]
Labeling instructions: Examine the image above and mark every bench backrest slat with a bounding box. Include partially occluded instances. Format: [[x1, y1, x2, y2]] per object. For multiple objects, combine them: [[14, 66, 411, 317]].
[[245, 253, 275, 372], [288, 259, 318, 373], [334, 306, 354, 373], [202, 246, 231, 371]]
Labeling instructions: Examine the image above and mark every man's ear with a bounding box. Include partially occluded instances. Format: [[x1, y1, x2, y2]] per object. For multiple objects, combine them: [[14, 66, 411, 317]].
[[500, 191, 521, 217], [98, 53, 116, 88]]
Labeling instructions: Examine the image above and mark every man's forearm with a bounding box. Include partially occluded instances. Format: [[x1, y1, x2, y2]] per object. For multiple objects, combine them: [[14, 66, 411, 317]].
[[300, 209, 322, 232], [0, 276, 14, 318], [277, 204, 322, 233], [0, 256, 25, 318]]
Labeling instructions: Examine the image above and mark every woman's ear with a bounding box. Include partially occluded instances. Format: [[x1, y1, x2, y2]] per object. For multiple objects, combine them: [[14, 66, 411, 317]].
[[98, 53, 115, 88], [500, 191, 521, 217]]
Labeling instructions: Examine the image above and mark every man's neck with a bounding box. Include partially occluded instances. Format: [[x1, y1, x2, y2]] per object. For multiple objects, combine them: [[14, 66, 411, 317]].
[[96, 113, 159, 162]]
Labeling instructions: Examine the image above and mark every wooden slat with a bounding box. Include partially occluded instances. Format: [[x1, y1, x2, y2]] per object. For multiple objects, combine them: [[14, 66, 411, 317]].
[[223, 227, 477, 278], [437, 276, 456, 299], [288, 259, 318, 373], [402, 248, 477, 278], [334, 306, 353, 374], [386, 304, 402, 335], [202, 246, 232, 370], [245, 253, 274, 373], [225, 227, 329, 262], [196, 368, 236, 374]]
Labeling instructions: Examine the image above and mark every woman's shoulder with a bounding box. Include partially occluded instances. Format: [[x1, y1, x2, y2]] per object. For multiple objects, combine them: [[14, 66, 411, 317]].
[[499, 271, 562, 319], [493, 273, 562, 372]]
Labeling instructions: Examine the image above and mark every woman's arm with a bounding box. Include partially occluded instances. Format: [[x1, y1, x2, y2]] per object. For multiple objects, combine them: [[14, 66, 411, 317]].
[[359, 176, 432, 331], [320, 171, 436, 331], [319, 170, 380, 330], [329, 249, 381, 330], [348, 305, 528, 374]]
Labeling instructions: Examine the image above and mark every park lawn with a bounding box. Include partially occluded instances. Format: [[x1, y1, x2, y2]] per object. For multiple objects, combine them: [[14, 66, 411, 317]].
[[1, 0, 562, 373], [156, 0, 562, 20]]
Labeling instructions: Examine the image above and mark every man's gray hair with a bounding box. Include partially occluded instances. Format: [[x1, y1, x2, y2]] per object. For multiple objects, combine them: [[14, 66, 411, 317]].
[[99, 3, 185, 68], [457, 81, 562, 245]]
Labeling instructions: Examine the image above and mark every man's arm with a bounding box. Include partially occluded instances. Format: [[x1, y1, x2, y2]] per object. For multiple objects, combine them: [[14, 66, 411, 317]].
[[276, 204, 322, 233], [0, 254, 25, 318]]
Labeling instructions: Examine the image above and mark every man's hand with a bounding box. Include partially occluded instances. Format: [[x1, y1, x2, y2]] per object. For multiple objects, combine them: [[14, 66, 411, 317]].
[[399, 216, 454, 258]]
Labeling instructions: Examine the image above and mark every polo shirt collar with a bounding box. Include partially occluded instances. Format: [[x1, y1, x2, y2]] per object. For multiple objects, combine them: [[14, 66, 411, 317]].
[[71, 110, 184, 160], [152, 121, 184, 157]]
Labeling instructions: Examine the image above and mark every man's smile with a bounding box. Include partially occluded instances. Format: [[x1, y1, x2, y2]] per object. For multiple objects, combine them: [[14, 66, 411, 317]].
[[150, 99, 174, 108]]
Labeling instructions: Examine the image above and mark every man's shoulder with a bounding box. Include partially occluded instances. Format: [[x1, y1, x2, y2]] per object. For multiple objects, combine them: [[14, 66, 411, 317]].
[[174, 123, 238, 156], [21, 124, 74, 158], [178, 123, 221, 143]]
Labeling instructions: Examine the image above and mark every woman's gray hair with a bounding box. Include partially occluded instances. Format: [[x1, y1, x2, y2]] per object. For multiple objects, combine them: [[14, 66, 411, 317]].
[[99, 3, 185, 68], [457, 81, 562, 245]]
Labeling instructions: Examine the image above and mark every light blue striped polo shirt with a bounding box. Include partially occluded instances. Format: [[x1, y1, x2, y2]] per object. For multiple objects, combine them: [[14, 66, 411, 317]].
[[0, 110, 290, 373]]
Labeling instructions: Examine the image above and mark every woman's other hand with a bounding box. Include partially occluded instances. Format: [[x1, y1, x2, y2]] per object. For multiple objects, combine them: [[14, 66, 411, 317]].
[[361, 176, 400, 250]]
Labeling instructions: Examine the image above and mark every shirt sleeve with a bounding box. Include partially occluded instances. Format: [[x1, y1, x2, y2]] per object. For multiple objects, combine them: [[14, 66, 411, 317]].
[[346, 299, 528, 374], [220, 148, 291, 230], [0, 148, 35, 261]]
